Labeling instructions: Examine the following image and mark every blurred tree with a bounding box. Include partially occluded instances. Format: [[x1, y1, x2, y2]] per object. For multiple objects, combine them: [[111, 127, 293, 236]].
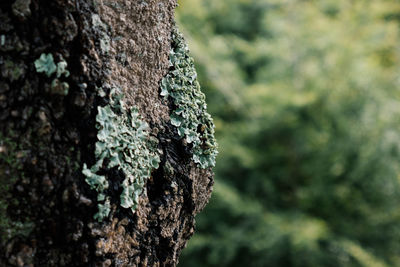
[[177, 0, 400, 266]]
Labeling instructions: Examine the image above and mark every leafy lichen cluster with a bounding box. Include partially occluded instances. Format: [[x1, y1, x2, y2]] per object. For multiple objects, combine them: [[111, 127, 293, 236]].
[[161, 28, 218, 169], [91, 14, 110, 54], [34, 53, 70, 95], [34, 53, 70, 78], [82, 88, 160, 221]]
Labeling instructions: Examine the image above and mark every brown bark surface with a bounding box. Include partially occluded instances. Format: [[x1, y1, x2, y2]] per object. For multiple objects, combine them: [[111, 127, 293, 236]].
[[0, 0, 213, 266]]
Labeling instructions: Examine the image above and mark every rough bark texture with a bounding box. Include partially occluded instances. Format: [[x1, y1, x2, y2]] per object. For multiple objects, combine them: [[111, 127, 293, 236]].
[[0, 0, 214, 266]]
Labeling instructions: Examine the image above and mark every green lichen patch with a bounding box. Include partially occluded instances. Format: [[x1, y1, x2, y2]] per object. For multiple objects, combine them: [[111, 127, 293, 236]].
[[55, 60, 70, 78], [160, 27, 218, 169], [91, 14, 110, 54], [82, 88, 160, 221], [35, 53, 70, 78], [34, 53, 57, 77], [34, 53, 70, 95]]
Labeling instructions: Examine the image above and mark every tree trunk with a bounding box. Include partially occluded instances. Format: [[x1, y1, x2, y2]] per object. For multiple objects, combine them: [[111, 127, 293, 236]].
[[0, 0, 215, 266]]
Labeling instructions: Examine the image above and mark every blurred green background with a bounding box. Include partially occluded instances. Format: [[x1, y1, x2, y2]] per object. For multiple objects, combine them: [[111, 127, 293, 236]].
[[176, 1, 400, 266]]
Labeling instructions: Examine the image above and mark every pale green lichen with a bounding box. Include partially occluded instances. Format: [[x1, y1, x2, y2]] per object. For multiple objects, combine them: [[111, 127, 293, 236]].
[[34, 53, 70, 78], [160, 27, 218, 169], [35, 53, 70, 95], [1, 35, 5, 46], [91, 14, 110, 54], [34, 53, 56, 77], [82, 88, 160, 221], [55, 60, 70, 78]]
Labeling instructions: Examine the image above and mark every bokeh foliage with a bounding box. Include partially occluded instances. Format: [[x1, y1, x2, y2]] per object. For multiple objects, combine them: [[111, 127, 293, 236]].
[[177, 0, 400, 266]]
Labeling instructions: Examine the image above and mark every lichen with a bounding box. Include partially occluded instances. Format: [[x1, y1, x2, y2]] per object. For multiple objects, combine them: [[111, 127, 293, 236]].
[[82, 88, 160, 221], [35, 53, 70, 78], [55, 60, 70, 78], [34, 53, 70, 95], [0, 35, 5, 46], [160, 27, 218, 169], [91, 14, 110, 54], [34, 53, 57, 77]]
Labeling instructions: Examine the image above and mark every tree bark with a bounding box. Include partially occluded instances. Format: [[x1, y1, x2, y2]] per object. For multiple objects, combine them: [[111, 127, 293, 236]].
[[0, 0, 214, 266]]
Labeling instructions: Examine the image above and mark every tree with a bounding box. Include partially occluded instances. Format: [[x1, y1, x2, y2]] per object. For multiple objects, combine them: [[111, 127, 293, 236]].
[[178, 0, 400, 266], [0, 0, 217, 266]]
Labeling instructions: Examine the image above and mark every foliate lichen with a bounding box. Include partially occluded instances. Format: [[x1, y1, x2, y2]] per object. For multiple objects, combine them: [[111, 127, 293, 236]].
[[35, 53, 70, 78], [34, 53, 70, 95], [91, 14, 110, 54], [82, 88, 160, 221], [160, 27, 218, 169], [55, 60, 70, 78], [34, 53, 56, 77]]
